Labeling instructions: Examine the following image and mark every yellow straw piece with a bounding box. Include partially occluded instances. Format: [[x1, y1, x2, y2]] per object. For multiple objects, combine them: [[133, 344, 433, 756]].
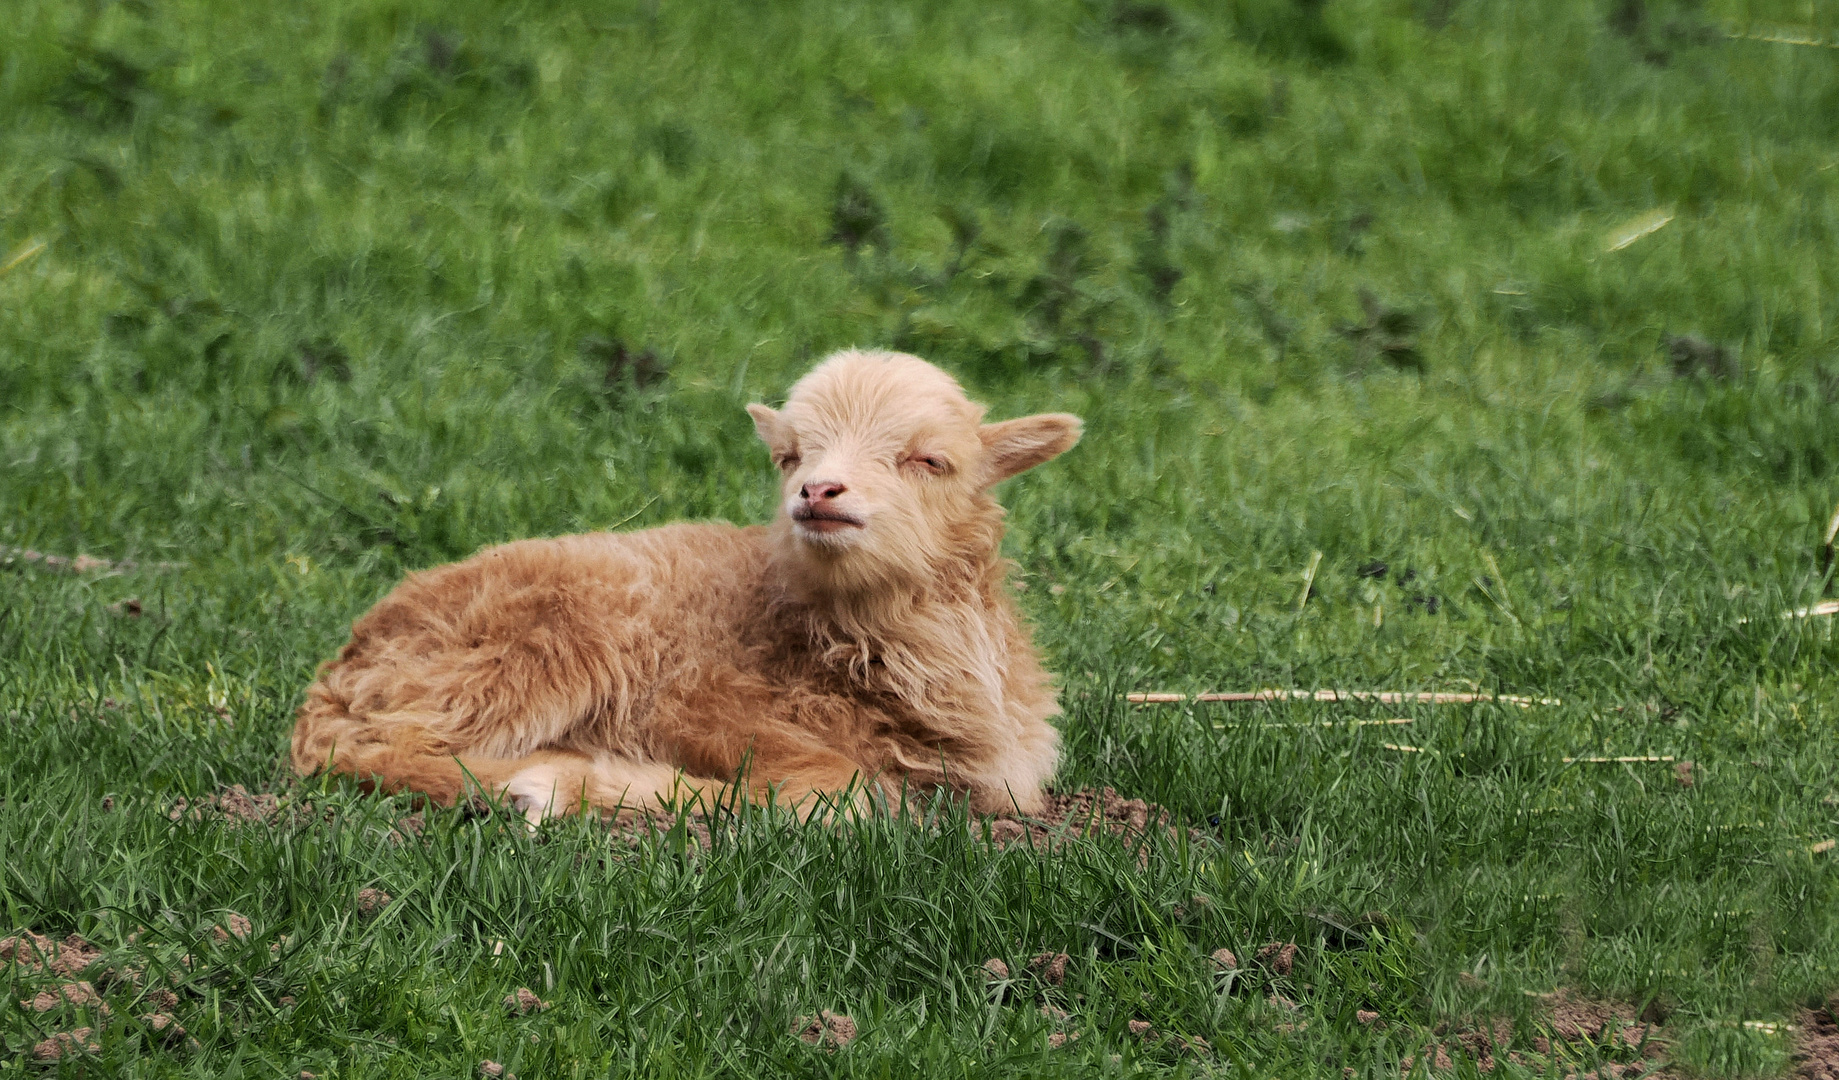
[[1605, 210, 1674, 253]]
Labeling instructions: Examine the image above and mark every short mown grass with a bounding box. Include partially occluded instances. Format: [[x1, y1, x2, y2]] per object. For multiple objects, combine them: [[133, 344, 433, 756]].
[[3, 0, 1838, 1075]]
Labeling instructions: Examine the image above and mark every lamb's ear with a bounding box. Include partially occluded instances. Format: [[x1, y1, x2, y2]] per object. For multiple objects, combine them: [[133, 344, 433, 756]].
[[980, 413, 1083, 485], [746, 404, 785, 448]]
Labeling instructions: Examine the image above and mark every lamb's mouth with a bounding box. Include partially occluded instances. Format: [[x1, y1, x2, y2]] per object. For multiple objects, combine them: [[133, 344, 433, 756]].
[[791, 508, 865, 535]]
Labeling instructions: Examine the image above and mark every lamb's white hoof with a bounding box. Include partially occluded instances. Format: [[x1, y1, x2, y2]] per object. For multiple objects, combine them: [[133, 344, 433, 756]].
[[505, 765, 562, 829]]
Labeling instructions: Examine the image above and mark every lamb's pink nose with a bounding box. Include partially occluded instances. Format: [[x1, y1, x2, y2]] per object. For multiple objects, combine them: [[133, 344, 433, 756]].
[[800, 480, 847, 503]]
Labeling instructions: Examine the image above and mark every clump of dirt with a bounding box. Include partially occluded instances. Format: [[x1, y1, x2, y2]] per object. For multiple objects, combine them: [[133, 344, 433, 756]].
[[1794, 1005, 1839, 1080], [1, 546, 184, 575], [355, 888, 393, 917], [982, 958, 1010, 982], [1405, 994, 1666, 1075], [1209, 948, 1238, 972], [1, 931, 103, 977], [1255, 942, 1299, 976], [1540, 991, 1657, 1050], [796, 1009, 857, 1049], [390, 814, 426, 843], [503, 987, 550, 1015], [478, 1061, 510, 1078], [1404, 1019, 1514, 1073], [1048, 1031, 1080, 1048], [20, 980, 101, 1011], [32, 1027, 99, 1060], [140, 1011, 186, 1043], [983, 787, 1187, 849], [170, 785, 304, 827], [1030, 952, 1069, 986], [591, 786, 1192, 857], [211, 913, 253, 943], [604, 809, 714, 851], [1127, 1015, 1210, 1054]]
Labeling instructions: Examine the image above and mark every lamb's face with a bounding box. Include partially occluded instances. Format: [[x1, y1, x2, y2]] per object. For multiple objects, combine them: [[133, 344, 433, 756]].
[[748, 351, 1080, 584]]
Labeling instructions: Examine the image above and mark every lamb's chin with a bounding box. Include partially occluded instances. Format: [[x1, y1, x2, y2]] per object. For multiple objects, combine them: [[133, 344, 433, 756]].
[[792, 522, 867, 550]]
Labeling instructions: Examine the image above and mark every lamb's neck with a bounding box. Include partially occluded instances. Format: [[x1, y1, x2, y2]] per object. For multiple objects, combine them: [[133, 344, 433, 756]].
[[787, 554, 1017, 718]]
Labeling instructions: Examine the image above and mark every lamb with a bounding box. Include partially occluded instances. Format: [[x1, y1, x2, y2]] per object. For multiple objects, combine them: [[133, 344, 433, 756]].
[[290, 349, 1082, 822]]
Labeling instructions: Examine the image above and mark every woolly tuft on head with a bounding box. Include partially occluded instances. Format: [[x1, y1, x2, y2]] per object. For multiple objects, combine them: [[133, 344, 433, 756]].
[[747, 350, 1080, 599]]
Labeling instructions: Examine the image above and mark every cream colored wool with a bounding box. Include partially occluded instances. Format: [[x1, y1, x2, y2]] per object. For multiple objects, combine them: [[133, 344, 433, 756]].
[[292, 350, 1081, 821]]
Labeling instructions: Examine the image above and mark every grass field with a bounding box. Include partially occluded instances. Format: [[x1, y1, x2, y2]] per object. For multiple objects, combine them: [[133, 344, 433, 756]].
[[5, 0, 1839, 1074]]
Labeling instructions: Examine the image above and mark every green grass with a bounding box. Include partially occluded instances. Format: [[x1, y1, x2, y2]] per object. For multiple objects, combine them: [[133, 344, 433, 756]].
[[4, 0, 1839, 1074]]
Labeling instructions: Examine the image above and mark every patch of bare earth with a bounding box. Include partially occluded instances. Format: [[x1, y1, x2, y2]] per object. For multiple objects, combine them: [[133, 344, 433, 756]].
[[795, 1009, 857, 1049], [983, 787, 1192, 849], [503, 987, 550, 1015], [20, 980, 102, 1011], [1, 931, 103, 977], [596, 786, 1188, 853], [211, 913, 253, 943], [170, 784, 313, 827], [32, 1027, 100, 1061], [5, 924, 279, 1057], [1795, 1004, 1839, 1080], [1401, 992, 1668, 1076], [0, 546, 184, 575], [604, 809, 715, 850]]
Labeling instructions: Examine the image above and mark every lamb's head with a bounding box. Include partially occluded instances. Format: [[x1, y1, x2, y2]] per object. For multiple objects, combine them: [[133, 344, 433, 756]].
[[748, 350, 1081, 592]]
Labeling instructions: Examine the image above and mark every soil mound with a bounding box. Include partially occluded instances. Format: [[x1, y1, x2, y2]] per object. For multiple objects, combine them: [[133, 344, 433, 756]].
[[1797, 1005, 1839, 1080], [596, 787, 1190, 852], [982, 787, 1185, 848]]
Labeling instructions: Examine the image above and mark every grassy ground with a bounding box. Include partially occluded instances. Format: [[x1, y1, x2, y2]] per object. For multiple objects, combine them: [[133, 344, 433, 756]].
[[4, 0, 1839, 1074]]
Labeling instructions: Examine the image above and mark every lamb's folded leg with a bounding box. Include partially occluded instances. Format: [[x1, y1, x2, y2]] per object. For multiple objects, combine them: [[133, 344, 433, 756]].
[[499, 751, 719, 826], [666, 725, 893, 819]]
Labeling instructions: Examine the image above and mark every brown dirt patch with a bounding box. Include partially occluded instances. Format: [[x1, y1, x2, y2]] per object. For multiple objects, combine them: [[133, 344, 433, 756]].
[[1029, 951, 1069, 986], [983, 787, 1190, 849], [211, 913, 252, 943], [796, 1009, 857, 1049], [503, 987, 550, 1015], [1256, 942, 1299, 975], [1795, 1005, 1839, 1080], [605, 809, 714, 850], [1, 931, 103, 977], [170, 785, 297, 826], [140, 1011, 186, 1042], [1541, 991, 1657, 1049], [20, 980, 101, 1011], [1405, 993, 1668, 1075], [355, 888, 393, 917], [592, 786, 1193, 857], [32, 1027, 100, 1060], [2, 546, 183, 575]]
